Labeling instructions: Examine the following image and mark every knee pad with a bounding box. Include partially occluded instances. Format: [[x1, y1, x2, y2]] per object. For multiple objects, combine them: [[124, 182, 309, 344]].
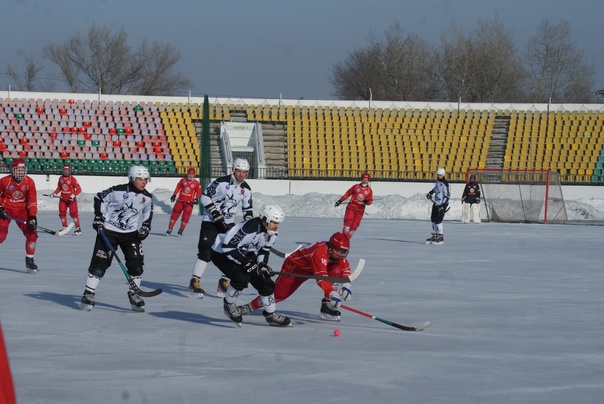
[[89, 266, 106, 278], [127, 266, 144, 277]]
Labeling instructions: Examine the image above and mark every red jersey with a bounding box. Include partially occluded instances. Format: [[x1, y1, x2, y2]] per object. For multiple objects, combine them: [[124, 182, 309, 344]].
[[173, 177, 201, 204], [339, 183, 373, 211], [283, 241, 351, 298], [54, 175, 82, 201], [0, 175, 38, 216]]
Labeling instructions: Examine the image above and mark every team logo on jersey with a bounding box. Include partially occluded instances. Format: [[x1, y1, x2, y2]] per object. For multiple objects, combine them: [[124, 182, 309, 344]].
[[240, 189, 245, 195], [12, 190, 24, 199], [123, 193, 130, 200], [8, 185, 15, 191]]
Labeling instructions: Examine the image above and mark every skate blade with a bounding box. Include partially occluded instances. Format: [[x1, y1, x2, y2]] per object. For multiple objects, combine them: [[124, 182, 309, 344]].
[[130, 304, 145, 312], [320, 313, 341, 322], [80, 303, 93, 311], [27, 268, 37, 274], [188, 291, 204, 299], [267, 322, 293, 327], [216, 290, 225, 298], [223, 310, 242, 327]]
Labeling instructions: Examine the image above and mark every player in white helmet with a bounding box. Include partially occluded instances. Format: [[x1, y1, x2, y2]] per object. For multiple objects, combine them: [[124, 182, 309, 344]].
[[426, 168, 450, 244], [79, 165, 154, 312], [188, 158, 253, 298], [211, 204, 288, 327]]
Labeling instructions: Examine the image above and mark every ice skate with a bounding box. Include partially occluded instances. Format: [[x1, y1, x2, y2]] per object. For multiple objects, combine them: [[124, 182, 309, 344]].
[[223, 298, 242, 327], [80, 290, 95, 311], [74, 227, 82, 236], [320, 298, 341, 322], [425, 233, 437, 244], [188, 277, 204, 298], [432, 235, 444, 245], [25, 257, 38, 274], [127, 290, 145, 312], [216, 276, 229, 298], [238, 303, 253, 315], [177, 229, 183, 236], [165, 227, 172, 236], [263, 310, 292, 327]]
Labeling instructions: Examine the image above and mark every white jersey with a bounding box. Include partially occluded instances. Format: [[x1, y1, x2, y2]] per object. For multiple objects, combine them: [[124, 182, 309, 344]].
[[212, 217, 276, 266], [200, 174, 253, 225], [94, 183, 154, 233]]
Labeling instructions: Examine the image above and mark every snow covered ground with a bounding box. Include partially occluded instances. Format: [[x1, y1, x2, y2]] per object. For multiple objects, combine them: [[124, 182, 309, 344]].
[[1, 191, 603, 403]]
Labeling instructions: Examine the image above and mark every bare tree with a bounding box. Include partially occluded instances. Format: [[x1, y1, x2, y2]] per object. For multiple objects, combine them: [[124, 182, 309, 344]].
[[331, 22, 439, 101], [6, 56, 54, 92], [525, 19, 595, 103], [43, 24, 191, 95], [438, 16, 524, 103]]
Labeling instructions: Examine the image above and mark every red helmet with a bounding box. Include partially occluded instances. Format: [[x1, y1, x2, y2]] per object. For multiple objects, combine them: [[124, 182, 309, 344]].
[[62, 164, 71, 176], [361, 172, 370, 180], [187, 167, 196, 175], [11, 159, 27, 181], [329, 232, 350, 251]]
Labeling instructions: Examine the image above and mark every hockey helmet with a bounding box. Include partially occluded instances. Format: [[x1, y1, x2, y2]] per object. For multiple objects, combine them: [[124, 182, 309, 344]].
[[11, 158, 27, 181], [329, 232, 350, 251], [187, 167, 196, 175], [128, 165, 151, 182], [361, 172, 371, 180], [436, 168, 446, 176], [233, 158, 250, 172], [62, 164, 71, 176], [328, 232, 350, 260], [260, 204, 285, 224], [469, 175, 476, 181]]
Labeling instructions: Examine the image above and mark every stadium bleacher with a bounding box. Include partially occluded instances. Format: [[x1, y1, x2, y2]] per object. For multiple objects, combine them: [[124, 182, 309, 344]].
[[1, 94, 603, 184]]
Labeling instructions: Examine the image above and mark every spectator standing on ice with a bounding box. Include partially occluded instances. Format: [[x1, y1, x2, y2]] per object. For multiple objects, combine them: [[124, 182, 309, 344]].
[[461, 175, 481, 223]]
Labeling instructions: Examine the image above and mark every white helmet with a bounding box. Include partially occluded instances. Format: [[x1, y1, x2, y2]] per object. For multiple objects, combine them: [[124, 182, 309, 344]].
[[128, 165, 151, 182], [260, 204, 285, 224], [436, 168, 446, 176], [233, 158, 250, 171]]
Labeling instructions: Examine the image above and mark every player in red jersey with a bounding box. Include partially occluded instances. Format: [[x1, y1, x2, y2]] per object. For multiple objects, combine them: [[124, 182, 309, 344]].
[[0, 159, 39, 272], [166, 167, 202, 236], [335, 172, 373, 238], [52, 164, 83, 235], [238, 232, 352, 322]]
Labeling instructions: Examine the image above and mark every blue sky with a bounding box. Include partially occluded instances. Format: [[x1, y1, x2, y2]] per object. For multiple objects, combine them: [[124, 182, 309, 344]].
[[1, 0, 602, 100]]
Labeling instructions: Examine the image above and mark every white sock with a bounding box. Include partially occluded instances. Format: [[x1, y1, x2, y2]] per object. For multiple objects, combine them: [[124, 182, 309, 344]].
[[192, 259, 208, 279], [260, 294, 276, 313], [85, 274, 101, 294]]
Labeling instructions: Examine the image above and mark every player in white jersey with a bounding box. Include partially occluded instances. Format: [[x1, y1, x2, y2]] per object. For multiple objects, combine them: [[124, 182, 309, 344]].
[[426, 168, 450, 244], [188, 158, 253, 297], [79, 166, 154, 312], [211, 204, 290, 327]]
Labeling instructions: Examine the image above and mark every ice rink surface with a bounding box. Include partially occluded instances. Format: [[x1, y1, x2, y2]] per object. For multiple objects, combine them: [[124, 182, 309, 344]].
[[1, 211, 603, 403]]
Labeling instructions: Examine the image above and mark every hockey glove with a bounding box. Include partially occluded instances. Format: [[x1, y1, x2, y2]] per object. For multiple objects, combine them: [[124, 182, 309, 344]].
[[256, 262, 272, 278], [170, 194, 176, 203], [242, 257, 259, 274], [211, 209, 228, 233], [328, 290, 343, 310], [27, 216, 37, 230], [92, 215, 105, 234], [52, 193, 60, 198], [334, 200, 341, 207], [426, 192, 434, 200], [243, 211, 253, 221], [138, 222, 151, 240], [0, 204, 6, 220], [192, 198, 199, 205], [69, 194, 75, 202], [338, 282, 352, 301], [475, 198, 480, 204]]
